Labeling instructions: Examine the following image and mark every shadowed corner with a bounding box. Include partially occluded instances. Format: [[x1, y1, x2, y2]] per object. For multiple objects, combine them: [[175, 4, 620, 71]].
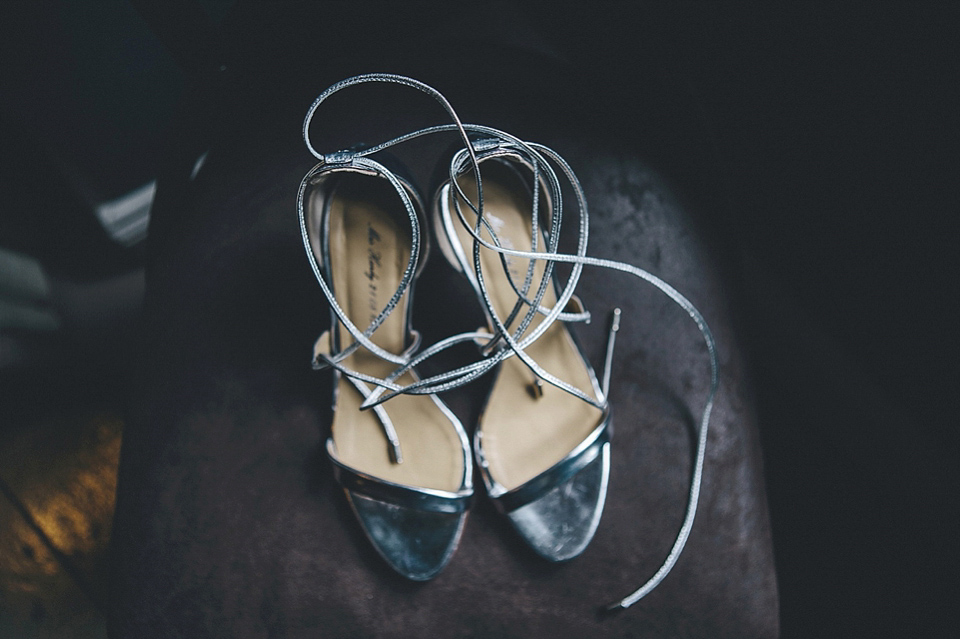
[[0, 410, 123, 638]]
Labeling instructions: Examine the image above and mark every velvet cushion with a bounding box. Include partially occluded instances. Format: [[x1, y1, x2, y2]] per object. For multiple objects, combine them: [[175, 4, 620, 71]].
[[109, 104, 777, 636], [109, 5, 777, 633]]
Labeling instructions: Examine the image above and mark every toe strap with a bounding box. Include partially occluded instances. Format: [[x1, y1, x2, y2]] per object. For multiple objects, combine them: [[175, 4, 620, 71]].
[[326, 439, 472, 514], [480, 413, 612, 514]]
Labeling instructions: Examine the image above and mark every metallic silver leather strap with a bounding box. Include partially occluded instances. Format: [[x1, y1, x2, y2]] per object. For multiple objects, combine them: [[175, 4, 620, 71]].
[[327, 440, 472, 514], [480, 415, 612, 513], [298, 158, 423, 369]]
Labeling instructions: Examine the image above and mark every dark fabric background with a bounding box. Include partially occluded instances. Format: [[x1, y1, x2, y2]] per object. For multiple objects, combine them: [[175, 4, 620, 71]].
[[108, 4, 780, 637]]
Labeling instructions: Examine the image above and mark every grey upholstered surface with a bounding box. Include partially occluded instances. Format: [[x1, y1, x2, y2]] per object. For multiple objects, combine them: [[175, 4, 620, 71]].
[[108, 98, 778, 637]]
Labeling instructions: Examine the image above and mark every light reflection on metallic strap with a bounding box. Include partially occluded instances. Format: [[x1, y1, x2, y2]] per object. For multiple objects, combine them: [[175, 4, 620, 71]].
[[327, 439, 472, 514], [482, 414, 611, 513]]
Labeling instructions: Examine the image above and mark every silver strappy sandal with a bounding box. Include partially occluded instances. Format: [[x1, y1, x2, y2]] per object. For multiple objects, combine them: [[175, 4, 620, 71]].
[[298, 145, 472, 581], [299, 74, 719, 610], [434, 153, 611, 561]]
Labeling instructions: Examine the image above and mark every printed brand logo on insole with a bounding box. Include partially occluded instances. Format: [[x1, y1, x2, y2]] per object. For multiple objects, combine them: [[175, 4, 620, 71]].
[[365, 223, 382, 323], [486, 213, 524, 288]]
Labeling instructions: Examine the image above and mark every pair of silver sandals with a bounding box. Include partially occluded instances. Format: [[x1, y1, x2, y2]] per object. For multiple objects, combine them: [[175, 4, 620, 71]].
[[297, 74, 718, 611]]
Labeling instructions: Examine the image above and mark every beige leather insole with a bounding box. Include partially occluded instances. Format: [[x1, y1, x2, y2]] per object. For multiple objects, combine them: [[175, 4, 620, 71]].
[[320, 176, 463, 492], [453, 169, 604, 490]]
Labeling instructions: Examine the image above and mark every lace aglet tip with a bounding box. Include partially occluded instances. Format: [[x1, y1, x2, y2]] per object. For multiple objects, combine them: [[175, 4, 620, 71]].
[[610, 307, 621, 332], [528, 378, 545, 400], [389, 441, 403, 465]]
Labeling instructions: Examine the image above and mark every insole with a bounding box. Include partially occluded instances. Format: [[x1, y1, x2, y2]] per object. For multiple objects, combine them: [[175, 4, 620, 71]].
[[316, 175, 463, 492], [453, 167, 604, 490]]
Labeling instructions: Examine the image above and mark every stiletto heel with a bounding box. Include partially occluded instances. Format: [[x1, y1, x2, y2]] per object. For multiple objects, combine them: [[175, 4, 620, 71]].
[[298, 153, 472, 580]]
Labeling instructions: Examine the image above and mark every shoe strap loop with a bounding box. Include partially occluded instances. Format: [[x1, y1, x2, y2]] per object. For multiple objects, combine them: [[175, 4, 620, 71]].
[[298, 156, 422, 368]]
